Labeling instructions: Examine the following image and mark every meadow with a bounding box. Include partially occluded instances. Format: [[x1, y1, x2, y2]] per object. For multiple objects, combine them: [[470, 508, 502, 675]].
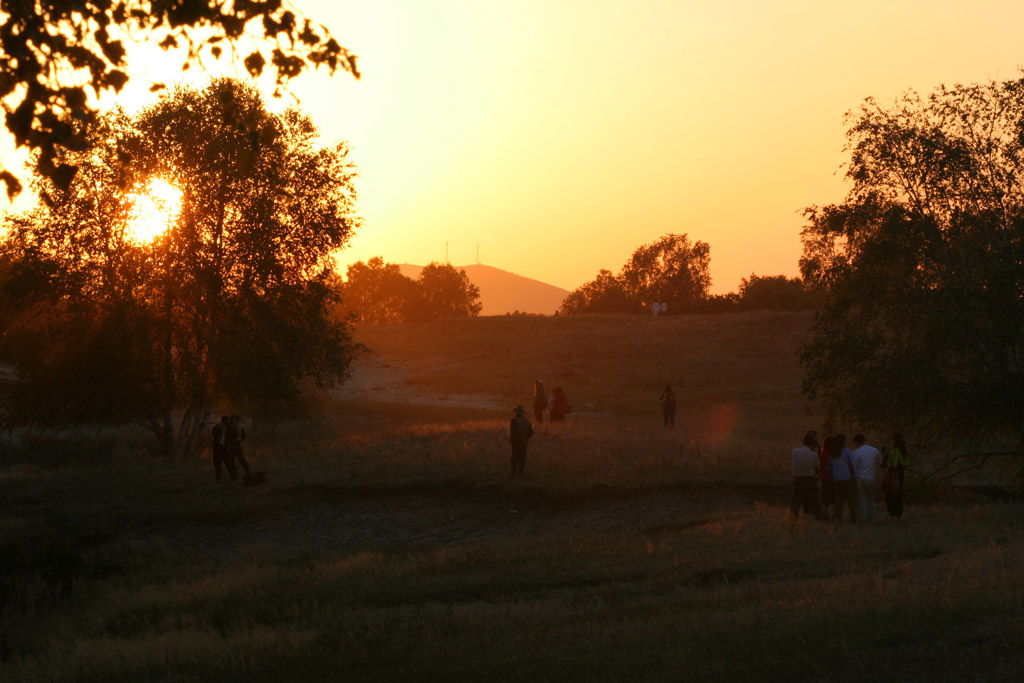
[[2, 311, 1023, 682]]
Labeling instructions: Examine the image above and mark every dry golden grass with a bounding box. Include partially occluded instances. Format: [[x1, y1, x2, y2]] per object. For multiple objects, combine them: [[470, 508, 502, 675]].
[[352, 311, 814, 416], [3, 311, 1024, 682]]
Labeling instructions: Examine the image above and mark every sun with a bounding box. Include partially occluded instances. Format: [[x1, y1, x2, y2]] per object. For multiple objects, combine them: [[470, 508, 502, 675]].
[[125, 177, 182, 243]]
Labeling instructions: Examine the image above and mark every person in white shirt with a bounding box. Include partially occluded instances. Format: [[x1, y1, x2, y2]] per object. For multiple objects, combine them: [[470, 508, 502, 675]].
[[790, 432, 821, 519], [851, 433, 882, 522]]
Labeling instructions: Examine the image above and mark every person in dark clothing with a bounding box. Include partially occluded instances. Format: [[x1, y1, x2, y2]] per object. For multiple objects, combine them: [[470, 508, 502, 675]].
[[211, 415, 235, 480], [226, 415, 251, 479], [533, 380, 547, 423], [509, 405, 534, 477], [660, 384, 677, 427], [550, 386, 569, 422], [882, 433, 910, 520]]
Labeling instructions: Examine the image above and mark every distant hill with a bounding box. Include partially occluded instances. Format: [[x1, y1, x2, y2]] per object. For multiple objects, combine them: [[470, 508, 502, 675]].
[[397, 263, 569, 316]]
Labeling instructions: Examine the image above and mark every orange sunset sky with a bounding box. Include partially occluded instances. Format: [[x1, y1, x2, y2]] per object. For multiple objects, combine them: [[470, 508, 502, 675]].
[[7, 0, 1024, 294]]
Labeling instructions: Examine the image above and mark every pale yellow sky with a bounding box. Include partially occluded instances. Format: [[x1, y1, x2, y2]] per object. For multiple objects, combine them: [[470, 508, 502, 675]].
[[7, 1, 1024, 293]]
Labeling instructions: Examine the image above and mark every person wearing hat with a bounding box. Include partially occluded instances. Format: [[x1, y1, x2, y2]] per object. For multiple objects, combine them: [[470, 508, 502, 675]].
[[509, 405, 534, 477]]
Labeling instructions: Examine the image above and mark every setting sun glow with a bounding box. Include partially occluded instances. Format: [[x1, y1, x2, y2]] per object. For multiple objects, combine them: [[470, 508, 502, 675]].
[[125, 177, 182, 244], [14, 0, 1024, 293]]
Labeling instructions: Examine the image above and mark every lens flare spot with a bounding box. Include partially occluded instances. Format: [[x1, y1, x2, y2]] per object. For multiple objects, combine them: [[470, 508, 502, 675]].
[[705, 402, 738, 447]]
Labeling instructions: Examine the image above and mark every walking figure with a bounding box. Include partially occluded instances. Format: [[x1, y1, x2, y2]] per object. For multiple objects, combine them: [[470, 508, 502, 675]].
[[550, 386, 569, 422], [226, 415, 252, 479], [211, 415, 235, 480], [509, 405, 534, 477], [660, 384, 677, 427]]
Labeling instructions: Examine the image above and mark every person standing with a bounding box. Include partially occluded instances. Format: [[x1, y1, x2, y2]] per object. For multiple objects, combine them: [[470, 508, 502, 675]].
[[790, 431, 821, 519], [851, 433, 881, 523], [532, 380, 547, 423], [550, 386, 569, 422], [211, 415, 235, 480], [509, 405, 534, 477], [660, 384, 677, 428], [818, 435, 836, 522], [883, 433, 910, 520], [830, 434, 858, 524], [226, 415, 252, 479]]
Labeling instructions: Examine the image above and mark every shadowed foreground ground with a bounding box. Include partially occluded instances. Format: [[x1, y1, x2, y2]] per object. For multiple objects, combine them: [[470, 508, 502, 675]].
[[3, 313, 1024, 681]]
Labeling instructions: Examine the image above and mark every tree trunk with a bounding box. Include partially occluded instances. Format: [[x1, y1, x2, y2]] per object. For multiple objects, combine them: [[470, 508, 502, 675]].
[[155, 413, 175, 459], [176, 402, 211, 458]]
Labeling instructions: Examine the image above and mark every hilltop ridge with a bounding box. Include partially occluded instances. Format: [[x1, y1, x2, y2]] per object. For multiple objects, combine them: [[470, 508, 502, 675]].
[[397, 263, 569, 316]]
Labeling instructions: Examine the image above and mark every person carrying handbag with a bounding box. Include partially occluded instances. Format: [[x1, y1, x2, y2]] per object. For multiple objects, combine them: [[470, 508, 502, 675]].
[[881, 433, 910, 520]]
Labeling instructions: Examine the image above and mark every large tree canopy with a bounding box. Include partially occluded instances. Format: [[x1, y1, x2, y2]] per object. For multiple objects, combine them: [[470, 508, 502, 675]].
[[560, 233, 711, 314], [800, 78, 1024, 475], [417, 261, 482, 319], [340, 257, 421, 325], [0, 0, 357, 199], [338, 258, 482, 324], [0, 78, 360, 457]]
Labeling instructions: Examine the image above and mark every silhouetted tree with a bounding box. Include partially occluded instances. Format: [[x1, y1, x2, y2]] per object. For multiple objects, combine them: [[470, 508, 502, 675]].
[[737, 274, 821, 311], [340, 257, 421, 324], [560, 233, 712, 314], [0, 1, 357, 199], [800, 78, 1024, 477], [416, 262, 482, 319], [620, 233, 711, 311], [559, 269, 632, 314], [0, 79, 360, 457]]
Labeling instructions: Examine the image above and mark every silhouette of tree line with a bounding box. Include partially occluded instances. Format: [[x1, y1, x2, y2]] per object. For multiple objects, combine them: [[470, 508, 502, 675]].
[[560, 233, 821, 314], [337, 257, 483, 324]]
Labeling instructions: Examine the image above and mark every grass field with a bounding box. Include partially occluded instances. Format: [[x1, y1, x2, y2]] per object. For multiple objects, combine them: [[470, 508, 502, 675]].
[[2, 312, 1023, 682]]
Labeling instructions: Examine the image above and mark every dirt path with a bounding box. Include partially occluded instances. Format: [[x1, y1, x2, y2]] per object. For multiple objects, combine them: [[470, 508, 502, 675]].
[[330, 353, 507, 410]]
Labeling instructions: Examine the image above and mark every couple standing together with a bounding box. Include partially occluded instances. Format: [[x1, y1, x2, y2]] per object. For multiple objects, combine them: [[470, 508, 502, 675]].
[[211, 414, 251, 481]]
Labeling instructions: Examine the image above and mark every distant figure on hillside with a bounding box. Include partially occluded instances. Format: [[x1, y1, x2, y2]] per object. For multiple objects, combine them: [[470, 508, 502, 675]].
[[550, 385, 570, 421], [852, 433, 881, 523], [509, 405, 534, 477], [533, 379, 548, 423], [211, 415, 235, 480], [226, 415, 252, 480], [651, 301, 661, 317], [659, 384, 677, 427], [790, 431, 821, 519], [660, 302, 667, 315]]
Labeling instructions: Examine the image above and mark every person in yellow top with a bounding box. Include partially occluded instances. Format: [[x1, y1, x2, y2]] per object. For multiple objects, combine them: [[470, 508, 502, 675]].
[[882, 433, 910, 520]]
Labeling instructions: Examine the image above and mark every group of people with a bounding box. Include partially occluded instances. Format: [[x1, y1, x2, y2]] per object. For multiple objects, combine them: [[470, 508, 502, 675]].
[[515, 380, 685, 476], [211, 414, 251, 481], [532, 380, 570, 424], [510, 380, 573, 477], [791, 431, 909, 523]]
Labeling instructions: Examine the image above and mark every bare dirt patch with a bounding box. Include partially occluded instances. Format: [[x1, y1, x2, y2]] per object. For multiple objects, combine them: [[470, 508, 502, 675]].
[[330, 352, 508, 411]]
